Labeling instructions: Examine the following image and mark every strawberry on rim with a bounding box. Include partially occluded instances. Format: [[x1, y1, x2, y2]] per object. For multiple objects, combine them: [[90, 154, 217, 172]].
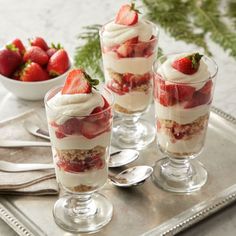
[[115, 3, 140, 26], [61, 69, 99, 95], [172, 53, 203, 75]]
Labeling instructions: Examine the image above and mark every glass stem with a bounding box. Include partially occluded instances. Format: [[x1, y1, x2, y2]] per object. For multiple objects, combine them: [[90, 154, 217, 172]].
[[67, 194, 97, 219], [165, 158, 193, 181]]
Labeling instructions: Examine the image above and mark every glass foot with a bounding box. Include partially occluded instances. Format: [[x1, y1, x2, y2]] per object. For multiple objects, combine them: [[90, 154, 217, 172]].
[[112, 118, 155, 149], [152, 157, 207, 193], [53, 193, 113, 233]]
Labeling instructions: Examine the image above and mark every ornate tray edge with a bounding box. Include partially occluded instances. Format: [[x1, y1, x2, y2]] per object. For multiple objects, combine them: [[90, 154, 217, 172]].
[[0, 106, 235, 236]]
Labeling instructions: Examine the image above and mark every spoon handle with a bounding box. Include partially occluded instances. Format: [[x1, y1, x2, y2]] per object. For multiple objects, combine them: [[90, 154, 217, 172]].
[[0, 140, 51, 148]]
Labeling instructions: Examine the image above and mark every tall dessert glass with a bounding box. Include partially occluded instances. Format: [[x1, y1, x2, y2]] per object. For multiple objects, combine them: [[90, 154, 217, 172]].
[[152, 53, 218, 192], [45, 86, 113, 233], [100, 19, 159, 149]]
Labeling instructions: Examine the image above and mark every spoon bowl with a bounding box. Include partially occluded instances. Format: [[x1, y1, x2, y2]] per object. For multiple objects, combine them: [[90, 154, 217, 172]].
[[109, 165, 153, 187], [109, 149, 139, 168]]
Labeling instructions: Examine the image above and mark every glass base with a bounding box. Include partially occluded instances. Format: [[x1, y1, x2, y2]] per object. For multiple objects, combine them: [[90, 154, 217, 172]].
[[152, 157, 207, 193], [53, 193, 113, 233], [112, 118, 155, 149]]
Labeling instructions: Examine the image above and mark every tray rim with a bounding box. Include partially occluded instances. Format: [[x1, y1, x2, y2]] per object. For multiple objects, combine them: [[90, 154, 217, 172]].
[[0, 106, 236, 236]]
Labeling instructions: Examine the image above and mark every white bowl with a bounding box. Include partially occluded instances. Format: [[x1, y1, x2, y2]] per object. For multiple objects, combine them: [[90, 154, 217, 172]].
[[0, 60, 72, 101]]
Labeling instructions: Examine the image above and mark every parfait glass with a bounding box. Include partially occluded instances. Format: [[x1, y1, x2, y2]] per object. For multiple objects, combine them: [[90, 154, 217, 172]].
[[100, 21, 159, 149], [45, 86, 113, 233], [152, 54, 218, 193]]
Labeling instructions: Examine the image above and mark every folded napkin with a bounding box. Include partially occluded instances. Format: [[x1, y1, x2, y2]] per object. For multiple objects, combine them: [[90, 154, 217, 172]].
[[0, 110, 59, 195]]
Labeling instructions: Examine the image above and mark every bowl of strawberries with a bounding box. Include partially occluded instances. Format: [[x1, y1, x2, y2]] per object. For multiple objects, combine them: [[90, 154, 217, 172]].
[[0, 37, 72, 100]]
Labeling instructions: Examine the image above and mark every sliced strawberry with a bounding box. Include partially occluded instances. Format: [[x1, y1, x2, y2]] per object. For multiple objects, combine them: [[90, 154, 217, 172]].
[[62, 69, 94, 94], [184, 91, 211, 109], [11, 38, 25, 55], [159, 90, 176, 106], [55, 131, 66, 139], [133, 42, 148, 57], [107, 80, 126, 95], [79, 120, 106, 139], [20, 62, 49, 82], [199, 80, 213, 95], [116, 43, 133, 58], [115, 3, 139, 26], [86, 155, 104, 170], [23, 46, 49, 66], [58, 118, 81, 135], [57, 161, 86, 172], [29, 37, 49, 51], [172, 53, 203, 75], [47, 49, 69, 76]]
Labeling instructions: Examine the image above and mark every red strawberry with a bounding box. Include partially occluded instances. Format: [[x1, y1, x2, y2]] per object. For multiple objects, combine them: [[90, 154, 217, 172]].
[[158, 90, 176, 106], [162, 84, 195, 102], [184, 91, 211, 109], [23, 46, 49, 66], [62, 69, 99, 94], [172, 53, 203, 75], [11, 38, 25, 55], [0, 46, 22, 77], [55, 131, 66, 139], [29, 37, 49, 51], [199, 80, 213, 95], [46, 43, 62, 57], [57, 161, 86, 172], [79, 120, 106, 139], [115, 3, 139, 26], [47, 49, 69, 76], [116, 37, 138, 58], [20, 62, 49, 82], [107, 80, 128, 95], [58, 118, 81, 135]]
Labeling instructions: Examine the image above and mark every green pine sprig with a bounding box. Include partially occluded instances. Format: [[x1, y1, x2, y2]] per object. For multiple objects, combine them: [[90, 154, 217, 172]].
[[74, 24, 103, 80]]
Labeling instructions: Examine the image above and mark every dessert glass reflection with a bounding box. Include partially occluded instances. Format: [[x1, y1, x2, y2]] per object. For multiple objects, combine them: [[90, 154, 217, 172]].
[[152, 53, 218, 193], [45, 69, 113, 233], [100, 3, 159, 149]]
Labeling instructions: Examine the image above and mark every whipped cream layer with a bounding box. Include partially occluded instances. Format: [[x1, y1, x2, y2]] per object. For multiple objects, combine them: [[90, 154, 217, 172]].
[[115, 90, 152, 112], [155, 102, 210, 124], [157, 132, 205, 155], [55, 164, 107, 189], [157, 53, 210, 90], [47, 89, 104, 124], [102, 19, 153, 47], [103, 52, 155, 75], [49, 131, 111, 150]]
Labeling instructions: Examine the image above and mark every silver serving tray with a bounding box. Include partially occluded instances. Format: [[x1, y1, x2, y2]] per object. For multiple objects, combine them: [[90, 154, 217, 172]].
[[0, 106, 236, 236]]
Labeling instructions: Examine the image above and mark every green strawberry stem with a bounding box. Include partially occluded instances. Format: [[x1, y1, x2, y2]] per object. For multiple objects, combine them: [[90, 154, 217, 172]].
[[187, 53, 203, 69], [130, 2, 141, 14], [51, 42, 63, 49], [83, 70, 99, 90], [6, 44, 19, 52]]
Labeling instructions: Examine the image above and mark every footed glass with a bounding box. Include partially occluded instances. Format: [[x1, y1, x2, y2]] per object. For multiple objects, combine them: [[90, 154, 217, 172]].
[[152, 53, 218, 193], [100, 21, 159, 149], [45, 86, 113, 233]]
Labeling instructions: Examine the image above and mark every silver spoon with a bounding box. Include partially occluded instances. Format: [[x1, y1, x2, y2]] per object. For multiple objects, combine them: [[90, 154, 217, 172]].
[[24, 121, 139, 168], [109, 165, 153, 187]]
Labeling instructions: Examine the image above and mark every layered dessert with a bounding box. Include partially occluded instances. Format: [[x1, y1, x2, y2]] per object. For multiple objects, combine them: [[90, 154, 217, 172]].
[[154, 53, 214, 157], [100, 3, 158, 114], [45, 69, 112, 192]]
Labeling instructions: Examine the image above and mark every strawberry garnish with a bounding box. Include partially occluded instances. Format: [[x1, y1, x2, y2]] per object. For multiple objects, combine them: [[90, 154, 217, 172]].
[[29, 37, 49, 51], [23, 46, 49, 66], [20, 62, 49, 82], [11, 38, 25, 55], [61, 69, 99, 95], [47, 49, 69, 77], [115, 3, 140, 26], [0, 45, 22, 77], [172, 53, 203, 75]]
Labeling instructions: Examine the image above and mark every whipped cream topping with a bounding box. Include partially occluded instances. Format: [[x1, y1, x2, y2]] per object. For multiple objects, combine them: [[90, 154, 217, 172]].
[[47, 89, 104, 124], [102, 19, 153, 47], [157, 53, 211, 90]]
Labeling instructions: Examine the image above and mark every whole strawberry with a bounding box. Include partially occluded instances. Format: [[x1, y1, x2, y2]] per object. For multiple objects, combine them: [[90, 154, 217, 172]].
[[46, 43, 62, 58], [115, 3, 140, 26], [29, 37, 49, 51], [172, 53, 203, 75], [47, 49, 69, 77], [11, 38, 25, 55], [20, 62, 49, 82], [0, 45, 22, 77], [23, 46, 49, 66]]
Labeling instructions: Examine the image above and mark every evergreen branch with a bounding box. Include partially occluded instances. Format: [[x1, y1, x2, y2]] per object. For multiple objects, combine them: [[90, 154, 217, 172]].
[[74, 24, 103, 80], [228, 0, 236, 29]]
